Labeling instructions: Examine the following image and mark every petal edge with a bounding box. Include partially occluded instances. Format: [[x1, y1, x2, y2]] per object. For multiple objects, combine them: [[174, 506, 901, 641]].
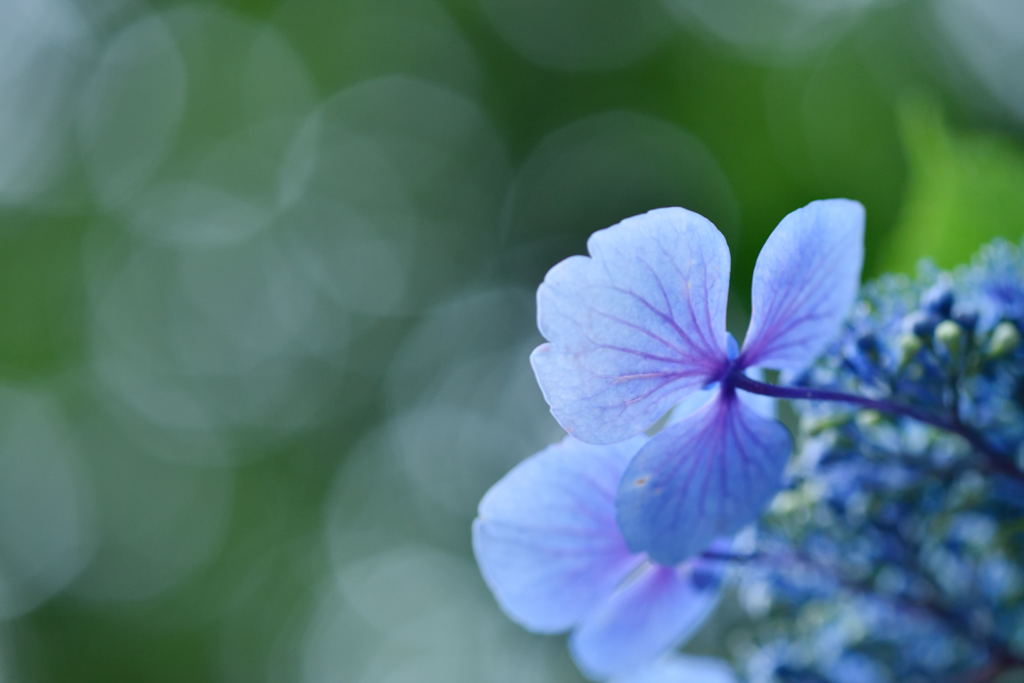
[[616, 393, 791, 565], [473, 436, 645, 632], [570, 560, 723, 680], [741, 198, 865, 375], [532, 207, 731, 444]]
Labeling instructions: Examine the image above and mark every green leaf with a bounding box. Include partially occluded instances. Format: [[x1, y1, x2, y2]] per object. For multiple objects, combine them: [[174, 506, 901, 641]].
[[885, 97, 1024, 272]]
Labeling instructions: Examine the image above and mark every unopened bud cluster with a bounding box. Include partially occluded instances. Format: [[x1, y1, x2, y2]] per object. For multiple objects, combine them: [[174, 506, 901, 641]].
[[735, 239, 1024, 682]]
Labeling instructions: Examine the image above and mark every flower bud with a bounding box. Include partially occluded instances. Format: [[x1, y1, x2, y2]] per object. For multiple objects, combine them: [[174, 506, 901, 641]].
[[934, 319, 962, 354], [987, 322, 1020, 358], [856, 333, 880, 356], [922, 283, 954, 318], [955, 311, 979, 333], [897, 333, 922, 364], [902, 311, 938, 338], [855, 410, 882, 429]]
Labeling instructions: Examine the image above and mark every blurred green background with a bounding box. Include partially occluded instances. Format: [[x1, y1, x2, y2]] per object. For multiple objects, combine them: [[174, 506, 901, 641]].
[[1, 0, 1022, 681]]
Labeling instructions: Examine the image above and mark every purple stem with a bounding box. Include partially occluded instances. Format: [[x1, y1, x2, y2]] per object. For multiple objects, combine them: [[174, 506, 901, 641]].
[[729, 373, 1023, 481], [709, 375, 1024, 672]]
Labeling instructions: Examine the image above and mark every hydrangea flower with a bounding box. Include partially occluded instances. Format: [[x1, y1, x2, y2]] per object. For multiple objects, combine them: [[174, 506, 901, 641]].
[[735, 237, 1024, 681], [472, 435, 730, 680], [530, 199, 865, 563]]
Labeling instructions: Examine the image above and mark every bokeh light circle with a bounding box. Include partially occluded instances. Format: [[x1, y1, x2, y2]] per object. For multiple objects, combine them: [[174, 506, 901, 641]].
[[0, 388, 95, 618], [502, 110, 738, 246], [0, 0, 92, 206]]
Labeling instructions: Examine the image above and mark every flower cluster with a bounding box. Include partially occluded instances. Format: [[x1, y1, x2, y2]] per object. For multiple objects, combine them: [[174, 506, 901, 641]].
[[473, 194, 1024, 681], [736, 239, 1024, 681], [474, 200, 866, 680]]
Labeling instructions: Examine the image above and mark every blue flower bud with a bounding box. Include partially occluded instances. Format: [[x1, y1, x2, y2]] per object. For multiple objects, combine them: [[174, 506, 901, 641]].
[[855, 333, 880, 355], [902, 311, 938, 338], [922, 283, 954, 318], [954, 311, 979, 332]]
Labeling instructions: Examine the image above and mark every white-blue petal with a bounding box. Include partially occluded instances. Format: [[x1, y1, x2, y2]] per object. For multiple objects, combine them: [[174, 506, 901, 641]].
[[611, 655, 738, 683], [473, 436, 646, 633], [569, 560, 722, 680], [616, 394, 792, 565], [532, 207, 731, 444], [737, 366, 776, 419], [671, 368, 775, 423], [741, 198, 865, 375]]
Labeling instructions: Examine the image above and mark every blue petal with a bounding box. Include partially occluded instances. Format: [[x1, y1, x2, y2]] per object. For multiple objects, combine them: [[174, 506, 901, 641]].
[[473, 436, 646, 633], [569, 560, 723, 680], [671, 368, 775, 423], [740, 199, 865, 375], [531, 207, 731, 444], [611, 655, 738, 683], [616, 393, 792, 565], [737, 366, 776, 419], [667, 384, 717, 424]]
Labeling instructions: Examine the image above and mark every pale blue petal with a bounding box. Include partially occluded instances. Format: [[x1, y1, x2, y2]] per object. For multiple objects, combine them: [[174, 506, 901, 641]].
[[738, 366, 775, 419], [612, 655, 738, 683], [665, 332, 768, 420], [532, 207, 731, 444], [616, 394, 792, 565], [740, 199, 865, 375], [674, 368, 774, 422], [666, 384, 717, 424], [473, 436, 646, 633], [569, 560, 722, 680]]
